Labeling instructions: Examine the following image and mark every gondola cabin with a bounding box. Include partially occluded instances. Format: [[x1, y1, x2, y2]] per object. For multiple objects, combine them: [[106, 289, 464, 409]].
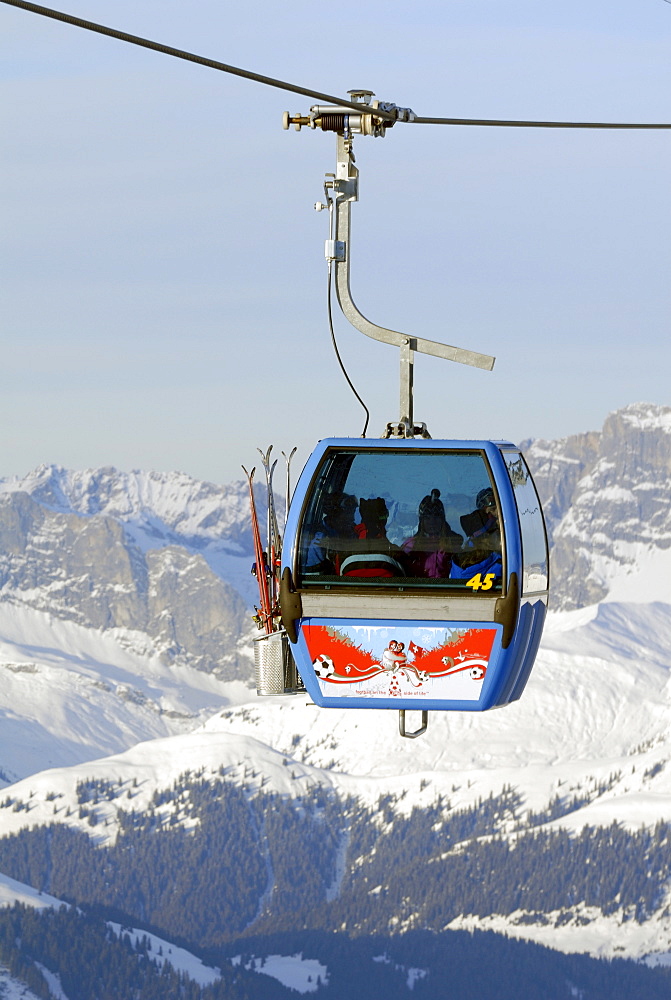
[[278, 438, 548, 717]]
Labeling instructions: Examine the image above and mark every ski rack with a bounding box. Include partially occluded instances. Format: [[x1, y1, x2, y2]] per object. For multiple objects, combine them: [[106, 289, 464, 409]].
[[244, 448, 304, 697], [285, 90, 496, 436]]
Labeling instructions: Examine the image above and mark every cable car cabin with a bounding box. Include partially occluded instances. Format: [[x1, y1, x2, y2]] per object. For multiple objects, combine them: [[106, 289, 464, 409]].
[[279, 438, 548, 713]]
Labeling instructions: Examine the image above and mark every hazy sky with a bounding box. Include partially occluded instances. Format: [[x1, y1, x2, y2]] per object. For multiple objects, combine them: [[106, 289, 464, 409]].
[[2, 0, 670, 485]]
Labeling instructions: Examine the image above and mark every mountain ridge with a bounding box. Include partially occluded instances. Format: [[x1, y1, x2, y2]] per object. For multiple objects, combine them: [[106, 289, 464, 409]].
[[0, 401, 670, 984], [523, 401, 671, 609]]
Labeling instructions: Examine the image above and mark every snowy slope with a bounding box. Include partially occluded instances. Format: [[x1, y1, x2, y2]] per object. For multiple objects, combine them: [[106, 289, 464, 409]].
[[0, 870, 326, 995], [0, 601, 252, 783], [0, 967, 47, 1000], [0, 598, 670, 963], [0, 870, 223, 990], [447, 908, 671, 967], [0, 871, 63, 912]]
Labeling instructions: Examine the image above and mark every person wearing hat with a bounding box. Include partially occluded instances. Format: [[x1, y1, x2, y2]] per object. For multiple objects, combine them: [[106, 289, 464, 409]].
[[450, 486, 503, 582], [340, 496, 406, 578], [401, 489, 462, 579], [305, 492, 358, 574]]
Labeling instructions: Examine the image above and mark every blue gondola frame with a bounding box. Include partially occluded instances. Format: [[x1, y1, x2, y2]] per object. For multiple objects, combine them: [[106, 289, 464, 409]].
[[280, 437, 549, 713]]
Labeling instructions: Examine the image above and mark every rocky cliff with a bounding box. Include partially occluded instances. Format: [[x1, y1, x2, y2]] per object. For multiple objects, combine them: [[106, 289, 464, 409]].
[[523, 402, 671, 610], [0, 466, 261, 679]]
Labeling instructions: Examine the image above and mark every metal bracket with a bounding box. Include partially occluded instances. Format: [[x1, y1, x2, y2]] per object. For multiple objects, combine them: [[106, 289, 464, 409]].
[[383, 419, 431, 439], [291, 92, 496, 429], [328, 131, 495, 429], [399, 710, 429, 739]]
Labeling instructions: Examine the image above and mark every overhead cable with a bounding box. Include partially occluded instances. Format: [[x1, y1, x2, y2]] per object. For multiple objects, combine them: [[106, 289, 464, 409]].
[[0, 0, 395, 119], [2, 0, 671, 130], [413, 116, 671, 129]]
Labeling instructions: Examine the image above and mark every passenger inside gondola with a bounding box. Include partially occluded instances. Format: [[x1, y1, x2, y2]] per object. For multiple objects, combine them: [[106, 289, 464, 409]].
[[304, 492, 358, 574], [354, 497, 390, 540], [401, 489, 462, 578], [341, 497, 405, 577], [297, 448, 504, 592], [450, 487, 503, 583]]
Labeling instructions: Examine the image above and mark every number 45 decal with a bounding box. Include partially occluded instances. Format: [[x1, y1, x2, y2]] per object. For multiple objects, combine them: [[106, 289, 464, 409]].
[[466, 572, 496, 591]]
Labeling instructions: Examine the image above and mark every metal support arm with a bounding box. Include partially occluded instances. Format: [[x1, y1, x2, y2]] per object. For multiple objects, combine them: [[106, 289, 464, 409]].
[[328, 132, 495, 431]]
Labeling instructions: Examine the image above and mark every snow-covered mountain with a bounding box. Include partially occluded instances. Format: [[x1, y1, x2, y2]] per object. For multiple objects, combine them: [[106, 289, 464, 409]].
[[0, 469, 260, 665], [523, 401, 671, 610], [0, 465, 269, 781], [0, 462, 261, 628], [0, 601, 253, 783], [1, 403, 667, 781], [0, 402, 670, 994], [1, 597, 670, 963]]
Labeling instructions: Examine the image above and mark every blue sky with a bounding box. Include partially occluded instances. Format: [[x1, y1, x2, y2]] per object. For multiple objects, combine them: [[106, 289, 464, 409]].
[[1, 0, 670, 484]]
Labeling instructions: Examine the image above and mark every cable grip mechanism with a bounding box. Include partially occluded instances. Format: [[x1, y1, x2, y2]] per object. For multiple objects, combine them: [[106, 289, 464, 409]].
[[284, 90, 495, 431], [283, 89, 415, 137]]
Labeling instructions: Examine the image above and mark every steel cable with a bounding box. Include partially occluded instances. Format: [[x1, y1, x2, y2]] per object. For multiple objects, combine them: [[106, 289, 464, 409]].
[[2, 0, 671, 130], [0, 0, 396, 118]]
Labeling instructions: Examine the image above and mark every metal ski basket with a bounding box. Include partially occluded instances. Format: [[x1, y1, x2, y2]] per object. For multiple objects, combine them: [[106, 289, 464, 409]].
[[253, 630, 303, 696]]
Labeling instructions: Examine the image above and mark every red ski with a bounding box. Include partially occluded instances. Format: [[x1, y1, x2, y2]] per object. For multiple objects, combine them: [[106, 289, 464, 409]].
[[242, 465, 273, 634]]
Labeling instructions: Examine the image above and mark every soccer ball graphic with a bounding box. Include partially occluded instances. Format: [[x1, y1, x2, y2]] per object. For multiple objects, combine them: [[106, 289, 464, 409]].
[[470, 666, 485, 680], [313, 654, 335, 679]]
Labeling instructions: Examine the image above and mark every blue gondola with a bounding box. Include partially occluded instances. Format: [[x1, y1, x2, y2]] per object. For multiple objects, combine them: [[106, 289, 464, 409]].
[[278, 438, 548, 727], [249, 99, 549, 737]]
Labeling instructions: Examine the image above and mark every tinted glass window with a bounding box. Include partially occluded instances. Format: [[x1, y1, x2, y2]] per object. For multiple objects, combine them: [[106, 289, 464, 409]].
[[297, 449, 503, 592], [503, 451, 548, 595]]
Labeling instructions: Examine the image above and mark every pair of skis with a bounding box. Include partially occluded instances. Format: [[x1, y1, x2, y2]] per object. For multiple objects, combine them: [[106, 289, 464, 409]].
[[242, 446, 297, 634]]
